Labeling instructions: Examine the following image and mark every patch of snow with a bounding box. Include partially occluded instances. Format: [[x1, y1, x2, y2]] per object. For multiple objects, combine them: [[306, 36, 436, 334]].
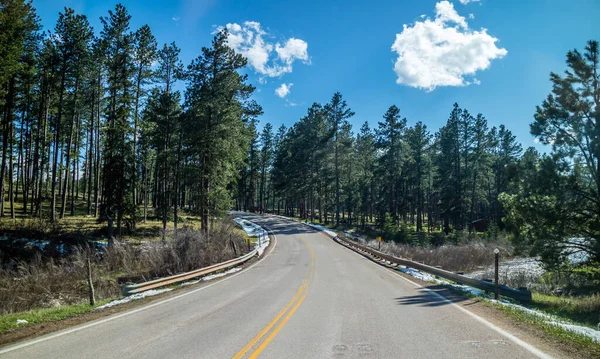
[[492, 300, 600, 343], [467, 257, 545, 288], [449, 284, 485, 296], [180, 267, 243, 286], [548, 322, 600, 342], [25, 240, 49, 251], [398, 267, 437, 282], [234, 218, 270, 256], [16, 319, 28, 325], [96, 288, 173, 310], [57, 243, 68, 254], [567, 251, 590, 265], [304, 223, 337, 238], [565, 238, 592, 264]]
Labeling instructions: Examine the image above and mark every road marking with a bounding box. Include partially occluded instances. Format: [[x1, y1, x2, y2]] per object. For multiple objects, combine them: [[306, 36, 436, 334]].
[[332, 234, 552, 359], [248, 293, 307, 359], [232, 282, 307, 359], [0, 225, 278, 355], [235, 234, 316, 359]]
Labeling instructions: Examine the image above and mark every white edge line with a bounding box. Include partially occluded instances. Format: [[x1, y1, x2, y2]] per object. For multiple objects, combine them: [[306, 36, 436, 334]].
[[315, 230, 553, 359], [0, 222, 278, 355]]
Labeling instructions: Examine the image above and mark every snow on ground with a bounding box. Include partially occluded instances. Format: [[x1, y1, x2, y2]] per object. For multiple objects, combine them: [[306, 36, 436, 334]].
[[468, 257, 545, 287], [303, 222, 337, 238], [180, 267, 243, 287], [395, 266, 485, 296], [96, 288, 173, 310], [234, 218, 270, 256], [492, 299, 600, 343], [398, 267, 437, 282]]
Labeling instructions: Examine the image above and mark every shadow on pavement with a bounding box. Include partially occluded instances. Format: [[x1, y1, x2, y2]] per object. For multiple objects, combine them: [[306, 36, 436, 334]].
[[395, 286, 470, 307]]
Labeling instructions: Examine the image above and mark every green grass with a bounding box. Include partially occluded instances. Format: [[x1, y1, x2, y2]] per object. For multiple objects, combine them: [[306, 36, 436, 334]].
[[530, 292, 600, 328], [488, 300, 600, 357], [0, 299, 114, 334]]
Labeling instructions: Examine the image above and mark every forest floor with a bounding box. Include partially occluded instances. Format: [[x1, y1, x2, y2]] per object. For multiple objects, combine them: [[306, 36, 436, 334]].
[[0, 201, 254, 342]]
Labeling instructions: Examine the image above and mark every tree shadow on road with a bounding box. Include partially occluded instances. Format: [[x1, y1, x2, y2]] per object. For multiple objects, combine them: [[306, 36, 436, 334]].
[[395, 286, 471, 307]]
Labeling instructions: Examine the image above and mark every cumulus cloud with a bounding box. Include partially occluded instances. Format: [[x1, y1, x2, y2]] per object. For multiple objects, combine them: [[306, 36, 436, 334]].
[[275, 83, 293, 98], [391, 0, 506, 91], [459, 0, 480, 4], [216, 21, 309, 78]]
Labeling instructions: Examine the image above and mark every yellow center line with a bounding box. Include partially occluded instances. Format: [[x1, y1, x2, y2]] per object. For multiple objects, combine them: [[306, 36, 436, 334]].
[[247, 293, 308, 359], [232, 281, 307, 359], [233, 235, 316, 359]]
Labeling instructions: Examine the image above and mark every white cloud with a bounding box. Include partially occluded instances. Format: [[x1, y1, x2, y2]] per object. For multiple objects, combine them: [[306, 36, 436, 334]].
[[275, 83, 293, 98], [435, 1, 467, 29], [216, 21, 310, 78], [468, 13, 475, 19], [172, 16, 180, 22], [459, 0, 480, 4], [391, 0, 507, 91], [276, 38, 309, 65]]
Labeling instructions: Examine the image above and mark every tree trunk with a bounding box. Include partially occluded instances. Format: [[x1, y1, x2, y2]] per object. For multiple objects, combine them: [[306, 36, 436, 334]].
[[51, 69, 67, 221]]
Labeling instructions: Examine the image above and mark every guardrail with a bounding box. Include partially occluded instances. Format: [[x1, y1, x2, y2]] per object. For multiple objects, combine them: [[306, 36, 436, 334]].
[[333, 234, 532, 303], [122, 248, 258, 296], [291, 219, 532, 303]]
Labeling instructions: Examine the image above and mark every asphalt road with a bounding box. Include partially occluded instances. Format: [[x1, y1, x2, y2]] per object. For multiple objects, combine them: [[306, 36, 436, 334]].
[[0, 214, 550, 359]]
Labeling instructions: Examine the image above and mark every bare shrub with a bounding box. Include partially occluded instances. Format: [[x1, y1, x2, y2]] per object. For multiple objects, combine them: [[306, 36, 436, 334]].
[[0, 221, 248, 315]]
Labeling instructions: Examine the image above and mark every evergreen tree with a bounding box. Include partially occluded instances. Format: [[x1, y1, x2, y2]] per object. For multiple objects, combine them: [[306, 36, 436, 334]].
[[184, 29, 261, 234], [324, 92, 354, 226], [100, 4, 135, 243], [132, 24, 157, 207], [503, 40, 600, 267]]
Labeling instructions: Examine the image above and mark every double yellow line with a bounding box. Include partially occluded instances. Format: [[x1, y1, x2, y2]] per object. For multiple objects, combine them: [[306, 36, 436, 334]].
[[233, 237, 316, 359]]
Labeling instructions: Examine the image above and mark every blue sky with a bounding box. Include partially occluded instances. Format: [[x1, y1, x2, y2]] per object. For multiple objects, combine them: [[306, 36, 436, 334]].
[[34, 0, 600, 149]]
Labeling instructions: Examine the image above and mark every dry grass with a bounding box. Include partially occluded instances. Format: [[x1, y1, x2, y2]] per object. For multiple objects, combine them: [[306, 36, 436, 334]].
[[0, 221, 248, 315], [363, 238, 513, 273]]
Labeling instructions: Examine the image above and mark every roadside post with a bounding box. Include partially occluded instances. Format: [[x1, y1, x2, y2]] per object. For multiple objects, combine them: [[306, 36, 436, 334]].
[[494, 248, 500, 300], [378, 236, 382, 250]]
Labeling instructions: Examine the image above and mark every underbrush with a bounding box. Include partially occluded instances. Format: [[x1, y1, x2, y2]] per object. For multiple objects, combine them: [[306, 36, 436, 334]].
[[362, 238, 512, 273], [0, 222, 247, 315]]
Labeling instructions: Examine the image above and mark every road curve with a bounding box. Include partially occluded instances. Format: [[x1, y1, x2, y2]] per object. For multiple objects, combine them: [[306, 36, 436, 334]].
[[0, 214, 549, 359]]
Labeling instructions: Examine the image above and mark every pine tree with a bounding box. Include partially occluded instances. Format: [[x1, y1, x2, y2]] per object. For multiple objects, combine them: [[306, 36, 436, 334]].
[[406, 122, 431, 232], [376, 105, 406, 225], [132, 25, 157, 208], [0, 0, 40, 217], [259, 123, 273, 213], [100, 4, 135, 243], [324, 92, 354, 226], [355, 122, 376, 228], [56, 8, 93, 219], [184, 29, 261, 234]]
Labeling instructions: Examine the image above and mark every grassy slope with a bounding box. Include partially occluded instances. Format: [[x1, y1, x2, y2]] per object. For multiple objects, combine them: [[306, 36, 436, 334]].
[[0, 299, 113, 333]]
